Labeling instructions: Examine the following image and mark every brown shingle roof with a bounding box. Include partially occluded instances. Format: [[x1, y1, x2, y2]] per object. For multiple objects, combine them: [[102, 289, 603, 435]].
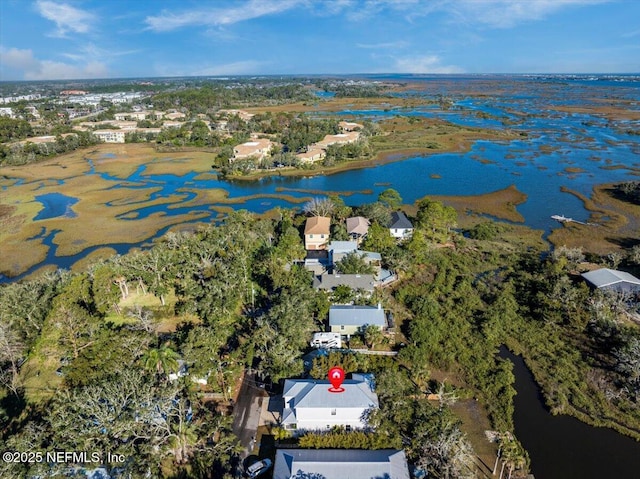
[[304, 216, 331, 235]]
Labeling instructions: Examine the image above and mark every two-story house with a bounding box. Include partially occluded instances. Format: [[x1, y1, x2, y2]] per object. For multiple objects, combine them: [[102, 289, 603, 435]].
[[281, 374, 378, 433]]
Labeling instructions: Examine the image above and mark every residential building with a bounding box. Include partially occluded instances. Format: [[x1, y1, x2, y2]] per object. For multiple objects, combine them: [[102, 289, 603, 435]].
[[339, 120, 364, 131], [296, 146, 326, 163], [93, 130, 125, 143], [346, 216, 370, 243], [313, 273, 376, 293], [329, 304, 386, 335], [162, 121, 183, 129], [389, 211, 414, 239], [581, 268, 640, 293], [328, 241, 381, 268], [164, 111, 186, 120], [281, 375, 378, 432], [232, 138, 274, 161], [316, 131, 361, 148], [273, 449, 410, 479], [219, 109, 255, 121], [304, 216, 331, 250]]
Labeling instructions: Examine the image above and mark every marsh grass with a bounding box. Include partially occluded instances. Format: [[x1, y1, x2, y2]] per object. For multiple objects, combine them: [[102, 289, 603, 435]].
[[548, 184, 640, 253], [421, 185, 528, 223]]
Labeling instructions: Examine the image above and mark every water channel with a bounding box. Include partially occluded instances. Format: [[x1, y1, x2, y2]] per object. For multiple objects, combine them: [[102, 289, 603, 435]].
[[500, 348, 640, 479]]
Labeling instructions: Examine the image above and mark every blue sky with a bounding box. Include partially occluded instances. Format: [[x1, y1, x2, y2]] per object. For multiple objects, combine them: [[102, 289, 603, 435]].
[[0, 0, 638, 80]]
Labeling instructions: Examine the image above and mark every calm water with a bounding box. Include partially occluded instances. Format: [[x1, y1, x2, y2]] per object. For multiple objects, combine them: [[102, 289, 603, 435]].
[[33, 193, 78, 220], [2, 74, 640, 280], [501, 348, 640, 479]]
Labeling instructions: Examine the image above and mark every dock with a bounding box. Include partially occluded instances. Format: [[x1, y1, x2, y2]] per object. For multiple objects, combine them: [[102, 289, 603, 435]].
[[551, 214, 590, 226]]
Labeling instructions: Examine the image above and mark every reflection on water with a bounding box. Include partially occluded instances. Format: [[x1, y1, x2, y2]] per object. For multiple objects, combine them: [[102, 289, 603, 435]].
[[500, 348, 640, 479], [4, 75, 640, 278], [33, 193, 79, 220]]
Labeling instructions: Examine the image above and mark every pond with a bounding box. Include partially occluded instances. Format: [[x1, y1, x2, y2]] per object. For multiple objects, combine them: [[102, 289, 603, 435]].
[[500, 348, 640, 479]]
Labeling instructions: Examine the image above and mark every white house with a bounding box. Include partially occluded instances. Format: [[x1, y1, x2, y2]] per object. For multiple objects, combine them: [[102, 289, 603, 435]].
[[329, 304, 386, 335], [274, 449, 410, 479], [389, 211, 414, 239], [93, 130, 125, 143], [281, 375, 378, 433]]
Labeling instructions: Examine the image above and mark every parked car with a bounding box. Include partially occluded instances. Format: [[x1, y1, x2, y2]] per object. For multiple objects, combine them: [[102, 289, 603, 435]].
[[246, 458, 272, 478]]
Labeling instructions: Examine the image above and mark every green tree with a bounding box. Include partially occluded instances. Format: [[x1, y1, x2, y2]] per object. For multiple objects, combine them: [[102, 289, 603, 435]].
[[336, 252, 375, 275], [141, 343, 180, 378], [378, 188, 403, 209]]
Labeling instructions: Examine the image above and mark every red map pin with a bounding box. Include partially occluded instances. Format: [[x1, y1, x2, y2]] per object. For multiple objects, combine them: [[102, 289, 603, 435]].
[[328, 366, 345, 393]]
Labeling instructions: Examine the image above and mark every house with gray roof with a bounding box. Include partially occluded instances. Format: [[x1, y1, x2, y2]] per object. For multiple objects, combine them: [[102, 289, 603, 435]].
[[389, 211, 414, 239], [281, 376, 378, 433], [273, 449, 410, 479], [581, 268, 640, 293], [313, 273, 377, 293], [329, 304, 386, 335]]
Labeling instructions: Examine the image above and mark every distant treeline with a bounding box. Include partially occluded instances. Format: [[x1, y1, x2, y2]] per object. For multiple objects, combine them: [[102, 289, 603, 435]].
[[151, 84, 314, 112]]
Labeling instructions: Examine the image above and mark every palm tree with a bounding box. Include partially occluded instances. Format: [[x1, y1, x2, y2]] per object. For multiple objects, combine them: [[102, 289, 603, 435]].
[[142, 343, 180, 378]]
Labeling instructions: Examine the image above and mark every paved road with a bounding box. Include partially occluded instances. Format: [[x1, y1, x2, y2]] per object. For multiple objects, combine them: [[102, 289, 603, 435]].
[[232, 371, 267, 460]]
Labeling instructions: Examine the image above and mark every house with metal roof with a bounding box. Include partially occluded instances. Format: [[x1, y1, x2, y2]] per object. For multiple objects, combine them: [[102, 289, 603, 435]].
[[581, 268, 640, 293], [389, 211, 414, 239], [281, 376, 378, 433], [273, 449, 410, 479], [329, 304, 386, 335], [328, 241, 381, 267], [312, 273, 376, 293]]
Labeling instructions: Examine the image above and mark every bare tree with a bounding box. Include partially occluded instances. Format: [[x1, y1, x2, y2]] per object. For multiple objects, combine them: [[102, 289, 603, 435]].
[[303, 197, 334, 217]]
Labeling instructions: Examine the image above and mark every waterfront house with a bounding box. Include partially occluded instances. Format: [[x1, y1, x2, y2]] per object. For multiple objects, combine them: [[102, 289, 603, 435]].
[[304, 216, 331, 250], [93, 130, 125, 143], [273, 449, 410, 479], [389, 211, 414, 239], [281, 374, 378, 433], [232, 138, 274, 161], [339, 120, 364, 132], [296, 146, 326, 163], [328, 304, 386, 335]]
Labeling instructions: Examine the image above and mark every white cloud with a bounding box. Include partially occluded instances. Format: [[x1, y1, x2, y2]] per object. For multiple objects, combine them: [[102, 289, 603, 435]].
[[36, 0, 95, 37], [449, 0, 611, 28], [0, 46, 108, 80], [145, 0, 302, 32], [328, 0, 609, 28], [390, 54, 464, 74]]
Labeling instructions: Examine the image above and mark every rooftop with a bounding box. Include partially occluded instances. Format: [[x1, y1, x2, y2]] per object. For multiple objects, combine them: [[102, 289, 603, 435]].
[[389, 211, 413, 229], [313, 273, 376, 291], [273, 449, 410, 479], [329, 304, 386, 327], [305, 216, 331, 235], [581, 268, 640, 289]]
